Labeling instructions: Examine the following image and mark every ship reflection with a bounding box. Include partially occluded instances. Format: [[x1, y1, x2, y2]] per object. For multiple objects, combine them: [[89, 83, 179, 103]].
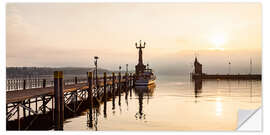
[[134, 84, 156, 120], [193, 78, 202, 99], [87, 83, 155, 130]]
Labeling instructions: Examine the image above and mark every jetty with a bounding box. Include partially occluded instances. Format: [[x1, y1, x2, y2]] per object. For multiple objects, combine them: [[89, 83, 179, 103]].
[[6, 71, 135, 130], [191, 57, 261, 80]]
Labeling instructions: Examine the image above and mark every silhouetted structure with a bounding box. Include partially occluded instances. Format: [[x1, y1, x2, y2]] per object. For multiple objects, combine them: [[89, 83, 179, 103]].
[[194, 57, 202, 75], [191, 57, 261, 80], [135, 40, 146, 76]]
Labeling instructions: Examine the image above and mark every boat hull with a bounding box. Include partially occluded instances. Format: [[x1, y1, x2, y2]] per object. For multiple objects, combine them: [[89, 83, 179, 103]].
[[135, 79, 155, 86]]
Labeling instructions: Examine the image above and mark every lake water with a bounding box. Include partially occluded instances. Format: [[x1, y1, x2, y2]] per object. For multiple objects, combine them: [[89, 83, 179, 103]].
[[63, 75, 261, 131]]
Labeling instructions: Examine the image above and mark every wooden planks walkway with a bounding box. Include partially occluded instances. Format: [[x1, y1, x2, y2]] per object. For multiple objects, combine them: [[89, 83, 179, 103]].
[[6, 79, 126, 104]]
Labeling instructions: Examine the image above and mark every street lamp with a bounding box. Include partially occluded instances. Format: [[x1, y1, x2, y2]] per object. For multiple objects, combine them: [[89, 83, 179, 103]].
[[119, 66, 122, 80], [94, 56, 99, 88], [119, 66, 122, 72], [126, 64, 128, 73], [228, 62, 231, 75]]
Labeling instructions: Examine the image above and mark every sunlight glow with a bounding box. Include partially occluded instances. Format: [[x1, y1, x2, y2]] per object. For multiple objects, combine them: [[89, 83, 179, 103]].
[[210, 35, 227, 50], [216, 97, 223, 116]]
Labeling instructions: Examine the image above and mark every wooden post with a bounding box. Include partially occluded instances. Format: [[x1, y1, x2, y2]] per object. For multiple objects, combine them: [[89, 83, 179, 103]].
[[17, 102, 20, 130], [87, 72, 93, 127], [42, 79, 46, 114], [133, 74, 136, 87], [42, 79, 46, 88], [103, 72, 107, 118], [125, 73, 128, 88], [23, 80, 26, 90], [35, 97, 38, 113], [54, 71, 64, 130], [118, 72, 121, 106], [130, 73, 132, 97], [28, 99, 31, 116], [75, 77, 78, 84], [74, 77, 78, 107], [112, 72, 115, 110], [125, 73, 128, 100], [23, 81, 26, 118], [129, 73, 132, 87]]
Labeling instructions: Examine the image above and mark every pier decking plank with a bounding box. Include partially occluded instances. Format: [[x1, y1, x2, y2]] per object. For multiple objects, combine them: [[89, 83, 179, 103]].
[[6, 79, 127, 104]]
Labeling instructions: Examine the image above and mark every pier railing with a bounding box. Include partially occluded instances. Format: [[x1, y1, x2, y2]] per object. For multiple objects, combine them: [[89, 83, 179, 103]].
[[6, 71, 135, 130], [6, 74, 133, 91]]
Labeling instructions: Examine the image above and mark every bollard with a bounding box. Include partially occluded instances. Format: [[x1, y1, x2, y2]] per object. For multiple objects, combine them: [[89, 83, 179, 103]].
[[87, 72, 93, 127], [54, 71, 64, 130]]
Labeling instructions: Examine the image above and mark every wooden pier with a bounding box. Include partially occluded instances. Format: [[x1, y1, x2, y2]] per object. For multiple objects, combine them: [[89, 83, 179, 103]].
[[6, 71, 135, 130]]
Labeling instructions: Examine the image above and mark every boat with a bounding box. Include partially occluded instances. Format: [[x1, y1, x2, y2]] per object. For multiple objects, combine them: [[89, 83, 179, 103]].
[[134, 40, 156, 86], [135, 65, 156, 86]]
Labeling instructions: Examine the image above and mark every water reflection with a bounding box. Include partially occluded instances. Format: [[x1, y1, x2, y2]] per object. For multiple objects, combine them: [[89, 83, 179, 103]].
[[86, 83, 156, 130], [65, 76, 261, 131], [192, 78, 256, 100], [194, 79, 202, 98], [134, 84, 155, 120]]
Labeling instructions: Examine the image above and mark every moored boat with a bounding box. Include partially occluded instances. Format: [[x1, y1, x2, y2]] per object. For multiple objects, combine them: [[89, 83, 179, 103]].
[[133, 40, 156, 86]]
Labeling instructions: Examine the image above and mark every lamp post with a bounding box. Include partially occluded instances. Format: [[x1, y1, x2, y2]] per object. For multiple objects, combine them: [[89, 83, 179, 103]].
[[119, 66, 122, 80], [94, 56, 99, 88], [126, 64, 128, 73], [228, 62, 231, 75], [119, 66, 122, 73]]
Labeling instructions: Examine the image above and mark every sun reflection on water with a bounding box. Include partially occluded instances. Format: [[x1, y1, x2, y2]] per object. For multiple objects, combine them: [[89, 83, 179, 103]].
[[216, 97, 223, 116]]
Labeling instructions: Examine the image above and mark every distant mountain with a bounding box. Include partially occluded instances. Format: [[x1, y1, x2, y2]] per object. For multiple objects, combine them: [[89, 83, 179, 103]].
[[6, 67, 112, 78]]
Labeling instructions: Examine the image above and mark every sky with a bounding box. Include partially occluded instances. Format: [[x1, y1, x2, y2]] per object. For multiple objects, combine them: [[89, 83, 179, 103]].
[[6, 3, 261, 75]]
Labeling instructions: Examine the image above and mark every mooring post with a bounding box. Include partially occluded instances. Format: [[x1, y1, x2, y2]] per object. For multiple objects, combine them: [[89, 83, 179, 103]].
[[126, 72, 129, 89], [133, 74, 136, 87], [130, 73, 133, 97], [23, 80, 26, 90], [103, 72, 107, 118], [112, 72, 115, 109], [87, 72, 93, 127], [17, 102, 20, 130], [130, 73, 132, 87], [75, 77, 78, 84], [118, 72, 121, 106], [74, 77, 78, 107], [54, 71, 64, 130], [28, 99, 31, 116], [43, 79, 46, 88], [42, 79, 46, 114], [23, 80, 26, 119]]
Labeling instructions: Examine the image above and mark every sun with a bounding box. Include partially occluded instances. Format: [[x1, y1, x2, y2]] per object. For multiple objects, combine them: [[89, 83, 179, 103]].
[[210, 35, 226, 49]]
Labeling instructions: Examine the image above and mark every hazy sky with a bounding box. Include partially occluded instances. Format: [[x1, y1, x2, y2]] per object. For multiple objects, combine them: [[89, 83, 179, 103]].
[[6, 3, 261, 75]]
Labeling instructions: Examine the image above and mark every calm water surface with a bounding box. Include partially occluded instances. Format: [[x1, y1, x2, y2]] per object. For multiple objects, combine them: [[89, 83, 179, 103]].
[[64, 75, 261, 131]]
